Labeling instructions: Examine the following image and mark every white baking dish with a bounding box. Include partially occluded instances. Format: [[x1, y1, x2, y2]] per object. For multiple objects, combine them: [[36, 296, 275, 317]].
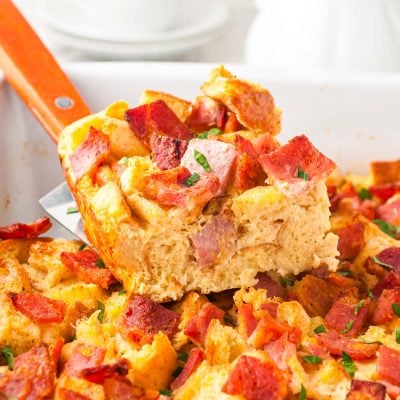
[[1, 62, 399, 237]]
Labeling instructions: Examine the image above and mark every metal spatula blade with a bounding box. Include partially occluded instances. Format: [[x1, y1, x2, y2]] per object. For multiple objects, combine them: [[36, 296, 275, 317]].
[[39, 182, 88, 243]]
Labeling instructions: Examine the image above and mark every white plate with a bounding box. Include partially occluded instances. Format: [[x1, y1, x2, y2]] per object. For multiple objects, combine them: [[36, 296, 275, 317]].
[[1, 62, 400, 232]]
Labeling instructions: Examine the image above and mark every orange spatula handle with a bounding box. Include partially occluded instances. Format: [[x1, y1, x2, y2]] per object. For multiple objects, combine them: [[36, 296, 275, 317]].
[[0, 0, 91, 143]]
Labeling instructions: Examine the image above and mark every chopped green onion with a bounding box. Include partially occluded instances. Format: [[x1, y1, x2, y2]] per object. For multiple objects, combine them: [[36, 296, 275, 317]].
[[172, 365, 184, 378], [372, 255, 393, 270], [194, 150, 211, 172], [354, 300, 365, 316], [280, 276, 295, 287], [299, 384, 307, 400], [373, 219, 400, 238], [119, 157, 129, 164], [67, 206, 79, 214], [314, 325, 326, 335], [1, 346, 14, 371], [297, 166, 310, 181], [95, 258, 106, 268], [97, 301, 105, 323], [159, 389, 172, 397], [78, 243, 87, 251], [392, 302, 400, 317], [184, 172, 201, 187], [396, 329, 400, 344], [177, 352, 188, 363], [338, 270, 353, 277], [368, 291, 374, 300], [118, 289, 127, 296], [358, 188, 372, 200], [197, 127, 222, 139], [302, 355, 322, 364], [342, 319, 354, 334], [340, 351, 356, 377], [223, 315, 237, 327]]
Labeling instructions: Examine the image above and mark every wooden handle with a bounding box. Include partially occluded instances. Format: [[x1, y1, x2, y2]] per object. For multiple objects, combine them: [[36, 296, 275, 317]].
[[0, 0, 91, 143]]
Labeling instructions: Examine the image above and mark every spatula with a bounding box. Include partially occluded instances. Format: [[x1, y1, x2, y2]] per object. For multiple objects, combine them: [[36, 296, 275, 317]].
[[0, 0, 90, 241]]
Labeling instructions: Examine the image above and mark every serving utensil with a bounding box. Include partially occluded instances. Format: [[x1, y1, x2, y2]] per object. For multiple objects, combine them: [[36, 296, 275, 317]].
[[0, 0, 90, 241]]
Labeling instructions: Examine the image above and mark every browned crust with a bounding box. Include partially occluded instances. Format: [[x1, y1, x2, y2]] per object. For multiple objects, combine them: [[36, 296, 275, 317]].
[[370, 160, 400, 184]]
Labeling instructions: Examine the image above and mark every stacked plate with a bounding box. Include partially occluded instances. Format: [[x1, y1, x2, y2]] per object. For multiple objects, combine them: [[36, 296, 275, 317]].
[[41, 0, 229, 60]]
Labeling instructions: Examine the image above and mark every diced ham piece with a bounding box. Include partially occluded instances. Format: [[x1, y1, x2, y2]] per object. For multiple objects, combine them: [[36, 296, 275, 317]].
[[259, 134, 336, 186], [170, 348, 205, 390], [316, 330, 379, 360], [370, 183, 400, 202], [264, 332, 297, 370], [149, 134, 188, 170], [180, 138, 236, 195], [378, 380, 400, 400], [238, 304, 259, 337], [346, 379, 386, 400], [64, 344, 106, 378], [374, 247, 400, 273], [337, 223, 365, 261], [261, 302, 280, 319], [324, 289, 370, 338], [124, 100, 192, 147], [191, 210, 236, 268], [372, 288, 400, 325], [372, 271, 400, 298], [70, 127, 111, 181], [253, 272, 284, 298], [10, 292, 66, 324], [184, 303, 225, 345], [0, 343, 56, 400], [0, 217, 52, 240], [60, 249, 116, 289], [376, 198, 400, 226], [185, 96, 226, 132], [377, 346, 400, 386], [222, 355, 288, 400], [142, 166, 220, 209], [102, 376, 142, 400], [233, 134, 266, 191], [120, 294, 180, 345], [59, 389, 92, 400], [81, 359, 130, 384]]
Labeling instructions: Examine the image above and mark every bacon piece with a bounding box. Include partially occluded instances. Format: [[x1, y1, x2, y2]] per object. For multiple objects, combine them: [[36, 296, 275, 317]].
[[124, 100, 192, 147], [170, 348, 205, 390], [261, 302, 279, 319], [346, 379, 386, 400], [149, 134, 188, 170], [49, 336, 65, 366], [370, 183, 400, 202], [337, 223, 365, 261], [185, 96, 226, 132], [142, 166, 220, 209], [0, 343, 56, 400], [60, 249, 116, 289], [264, 332, 297, 370], [191, 210, 236, 268], [374, 247, 400, 273], [0, 217, 51, 240], [251, 133, 280, 155], [180, 138, 236, 194], [325, 289, 370, 338], [184, 303, 225, 345], [233, 134, 266, 191], [372, 272, 400, 297], [254, 273, 284, 298], [65, 344, 106, 378], [70, 127, 111, 181], [82, 359, 130, 384], [59, 388, 92, 400], [376, 198, 400, 226], [238, 304, 259, 337], [222, 355, 288, 400], [224, 111, 243, 132], [103, 376, 142, 400], [303, 342, 330, 360], [372, 288, 400, 325], [377, 346, 400, 386], [259, 135, 336, 185], [316, 330, 379, 360], [378, 380, 400, 400], [120, 294, 180, 345], [10, 292, 66, 324]]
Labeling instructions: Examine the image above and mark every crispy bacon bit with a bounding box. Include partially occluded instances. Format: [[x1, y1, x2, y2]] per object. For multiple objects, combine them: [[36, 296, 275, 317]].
[[149, 134, 188, 170], [10, 292, 66, 324], [224, 111, 243, 132], [185, 96, 226, 132], [49, 337, 65, 366], [324, 289, 370, 338], [0, 217, 52, 240], [184, 303, 225, 345], [81, 359, 130, 384], [337, 223, 365, 261], [238, 304, 259, 337], [103, 376, 143, 400], [124, 100, 192, 147], [171, 348, 205, 390], [121, 294, 180, 345], [346, 379, 386, 400], [142, 166, 220, 209], [59, 388, 92, 400], [254, 273, 284, 299], [60, 249, 116, 289], [376, 198, 400, 226], [316, 330, 379, 360], [70, 127, 111, 181], [377, 346, 400, 386], [372, 288, 400, 325], [191, 210, 236, 268], [65, 344, 106, 378], [370, 183, 400, 202], [259, 135, 336, 185], [251, 133, 280, 155], [264, 332, 297, 370], [233, 134, 266, 190], [372, 272, 400, 297], [222, 355, 288, 400], [0, 343, 56, 400]]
